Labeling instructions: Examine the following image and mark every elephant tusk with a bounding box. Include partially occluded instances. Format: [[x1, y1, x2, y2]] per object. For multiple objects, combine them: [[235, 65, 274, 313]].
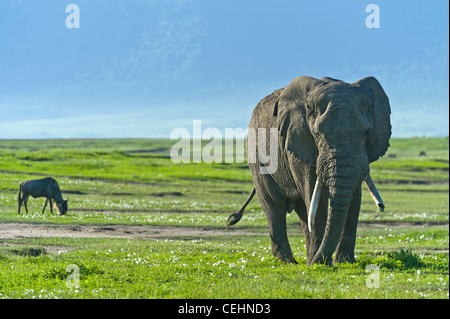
[[364, 174, 385, 212], [308, 179, 323, 232]]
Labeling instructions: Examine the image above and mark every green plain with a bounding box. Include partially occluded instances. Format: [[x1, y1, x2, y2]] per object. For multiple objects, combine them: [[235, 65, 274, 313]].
[[0, 137, 448, 299]]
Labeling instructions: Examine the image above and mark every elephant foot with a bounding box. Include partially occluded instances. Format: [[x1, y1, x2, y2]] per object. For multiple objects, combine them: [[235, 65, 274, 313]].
[[308, 253, 333, 266], [333, 252, 356, 264], [274, 251, 298, 264], [280, 256, 298, 264]]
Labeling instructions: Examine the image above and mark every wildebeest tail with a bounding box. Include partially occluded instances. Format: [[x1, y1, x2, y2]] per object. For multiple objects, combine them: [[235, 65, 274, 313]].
[[17, 185, 22, 204]]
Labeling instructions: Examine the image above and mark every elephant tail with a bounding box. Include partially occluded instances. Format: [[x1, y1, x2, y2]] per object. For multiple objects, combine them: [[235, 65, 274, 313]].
[[226, 188, 256, 227]]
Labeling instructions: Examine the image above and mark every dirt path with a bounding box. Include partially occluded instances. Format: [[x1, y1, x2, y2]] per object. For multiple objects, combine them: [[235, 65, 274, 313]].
[[1, 221, 447, 241], [0, 222, 263, 240]]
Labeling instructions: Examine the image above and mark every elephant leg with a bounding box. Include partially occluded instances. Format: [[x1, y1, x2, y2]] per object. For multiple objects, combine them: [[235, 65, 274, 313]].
[[334, 186, 362, 264], [265, 205, 297, 264], [293, 200, 312, 258], [257, 192, 296, 263], [249, 162, 296, 263], [295, 194, 328, 265]]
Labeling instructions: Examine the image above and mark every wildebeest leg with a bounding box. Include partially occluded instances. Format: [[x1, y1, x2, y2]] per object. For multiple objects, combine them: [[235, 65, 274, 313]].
[[49, 199, 53, 214], [24, 195, 30, 213], [42, 198, 49, 214]]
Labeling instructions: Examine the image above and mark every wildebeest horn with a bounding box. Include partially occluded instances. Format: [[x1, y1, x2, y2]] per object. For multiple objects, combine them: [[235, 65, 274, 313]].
[[308, 178, 323, 232], [364, 174, 384, 212]]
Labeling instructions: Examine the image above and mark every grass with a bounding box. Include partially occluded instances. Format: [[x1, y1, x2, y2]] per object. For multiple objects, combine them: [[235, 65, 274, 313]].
[[0, 137, 448, 299], [0, 237, 447, 299]]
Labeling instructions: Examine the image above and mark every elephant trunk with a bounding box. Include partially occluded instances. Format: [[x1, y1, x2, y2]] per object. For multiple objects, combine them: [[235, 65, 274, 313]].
[[309, 184, 354, 265], [310, 152, 369, 265]]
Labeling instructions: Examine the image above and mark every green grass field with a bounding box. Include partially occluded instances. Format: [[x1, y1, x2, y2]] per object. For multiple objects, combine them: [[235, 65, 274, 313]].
[[0, 137, 448, 299]]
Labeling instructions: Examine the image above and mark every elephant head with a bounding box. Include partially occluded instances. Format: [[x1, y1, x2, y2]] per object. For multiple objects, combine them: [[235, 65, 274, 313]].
[[276, 76, 391, 264]]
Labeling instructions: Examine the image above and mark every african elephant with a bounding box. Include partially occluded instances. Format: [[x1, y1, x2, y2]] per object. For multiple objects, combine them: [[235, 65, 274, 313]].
[[227, 76, 391, 266]]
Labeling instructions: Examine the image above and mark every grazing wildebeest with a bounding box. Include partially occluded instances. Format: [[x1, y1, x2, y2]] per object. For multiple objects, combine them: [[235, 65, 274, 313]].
[[18, 177, 69, 215]]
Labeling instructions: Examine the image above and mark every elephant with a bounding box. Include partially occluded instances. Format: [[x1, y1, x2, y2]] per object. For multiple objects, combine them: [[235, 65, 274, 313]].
[[227, 76, 391, 266]]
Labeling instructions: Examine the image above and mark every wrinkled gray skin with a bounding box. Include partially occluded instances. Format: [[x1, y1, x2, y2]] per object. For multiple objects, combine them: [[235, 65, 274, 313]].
[[18, 177, 69, 215], [231, 76, 391, 266]]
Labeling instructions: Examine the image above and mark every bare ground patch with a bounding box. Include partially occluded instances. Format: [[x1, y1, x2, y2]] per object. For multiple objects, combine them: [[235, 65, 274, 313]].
[[0, 222, 263, 240], [1, 221, 447, 241]]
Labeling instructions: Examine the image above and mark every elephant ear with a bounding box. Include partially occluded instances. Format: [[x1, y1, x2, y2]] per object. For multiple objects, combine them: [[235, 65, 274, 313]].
[[355, 76, 392, 163], [276, 76, 324, 166]]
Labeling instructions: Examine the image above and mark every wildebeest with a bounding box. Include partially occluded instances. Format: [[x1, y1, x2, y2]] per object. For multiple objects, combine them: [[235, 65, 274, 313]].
[[18, 177, 69, 215]]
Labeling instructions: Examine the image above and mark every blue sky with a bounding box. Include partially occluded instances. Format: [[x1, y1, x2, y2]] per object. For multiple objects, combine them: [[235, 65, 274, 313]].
[[0, 0, 448, 138]]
